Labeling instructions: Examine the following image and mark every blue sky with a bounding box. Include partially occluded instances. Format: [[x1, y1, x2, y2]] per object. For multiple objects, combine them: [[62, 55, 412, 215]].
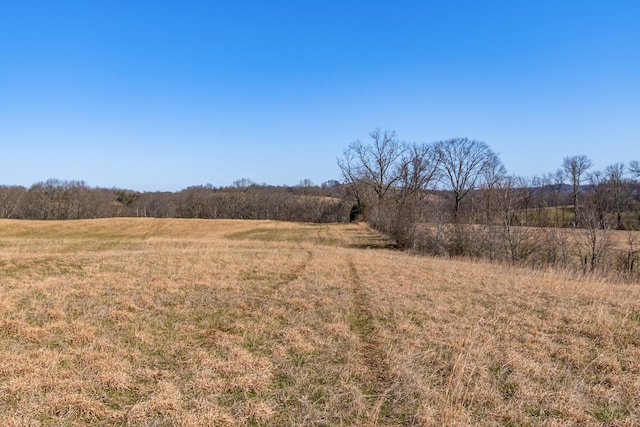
[[1, 0, 638, 191]]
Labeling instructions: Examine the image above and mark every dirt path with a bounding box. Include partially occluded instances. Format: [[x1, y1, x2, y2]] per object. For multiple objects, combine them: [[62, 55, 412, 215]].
[[346, 258, 399, 426]]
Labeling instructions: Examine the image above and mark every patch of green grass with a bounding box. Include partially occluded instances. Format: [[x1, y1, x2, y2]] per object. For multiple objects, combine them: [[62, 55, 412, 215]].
[[289, 351, 308, 367], [226, 223, 389, 248], [101, 388, 140, 411], [490, 364, 519, 399], [273, 372, 294, 389], [0, 257, 84, 280], [522, 402, 548, 418], [589, 400, 626, 422], [227, 225, 325, 244], [244, 271, 298, 284]]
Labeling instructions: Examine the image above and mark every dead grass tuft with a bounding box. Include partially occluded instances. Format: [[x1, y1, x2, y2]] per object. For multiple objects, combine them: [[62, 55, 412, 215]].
[[46, 393, 108, 422], [127, 381, 182, 424]]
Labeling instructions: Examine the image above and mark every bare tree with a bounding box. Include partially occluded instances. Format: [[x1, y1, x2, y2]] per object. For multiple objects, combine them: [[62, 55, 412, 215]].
[[478, 159, 508, 224], [338, 129, 407, 218], [544, 170, 566, 227], [587, 170, 609, 229], [397, 142, 440, 200], [233, 178, 254, 190], [337, 145, 368, 219], [0, 185, 26, 218], [578, 195, 612, 273], [621, 229, 639, 277], [340, 129, 407, 200], [562, 155, 593, 227], [496, 175, 535, 262], [605, 163, 631, 229], [530, 175, 547, 226], [390, 142, 441, 247], [297, 179, 315, 196], [337, 130, 445, 246], [434, 138, 502, 220], [629, 160, 640, 178]]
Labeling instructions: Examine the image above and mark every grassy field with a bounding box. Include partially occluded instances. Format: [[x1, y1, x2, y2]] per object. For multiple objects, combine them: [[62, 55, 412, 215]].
[[1, 218, 639, 426]]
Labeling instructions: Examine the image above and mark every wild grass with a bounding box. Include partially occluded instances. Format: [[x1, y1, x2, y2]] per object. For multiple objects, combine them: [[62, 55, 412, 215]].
[[1, 218, 639, 426]]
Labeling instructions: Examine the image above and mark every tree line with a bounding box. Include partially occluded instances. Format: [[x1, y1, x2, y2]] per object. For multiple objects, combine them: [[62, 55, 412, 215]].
[[0, 178, 352, 223], [338, 129, 640, 280]]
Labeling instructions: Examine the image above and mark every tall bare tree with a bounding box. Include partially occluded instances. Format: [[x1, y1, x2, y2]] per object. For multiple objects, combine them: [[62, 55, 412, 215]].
[[578, 195, 612, 273], [562, 155, 593, 227], [531, 175, 552, 226], [340, 129, 407, 200], [587, 170, 608, 229], [337, 145, 367, 219], [605, 162, 631, 229], [629, 160, 640, 178], [496, 175, 535, 262], [434, 138, 501, 220], [397, 142, 440, 200], [544, 170, 566, 227], [389, 142, 441, 247], [338, 129, 407, 217]]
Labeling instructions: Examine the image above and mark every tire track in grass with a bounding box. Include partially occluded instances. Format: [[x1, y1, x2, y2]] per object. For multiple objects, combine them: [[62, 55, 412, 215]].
[[288, 248, 313, 283], [347, 258, 399, 426]]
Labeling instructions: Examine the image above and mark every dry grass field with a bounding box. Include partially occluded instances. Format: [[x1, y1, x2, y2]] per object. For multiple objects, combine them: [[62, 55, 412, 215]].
[[1, 218, 639, 426]]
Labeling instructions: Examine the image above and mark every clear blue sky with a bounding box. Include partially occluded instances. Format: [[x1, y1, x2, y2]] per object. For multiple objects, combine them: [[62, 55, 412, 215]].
[[1, 0, 638, 191]]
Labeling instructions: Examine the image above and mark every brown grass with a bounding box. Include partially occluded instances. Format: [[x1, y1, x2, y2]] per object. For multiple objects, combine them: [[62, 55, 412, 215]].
[[1, 218, 639, 426]]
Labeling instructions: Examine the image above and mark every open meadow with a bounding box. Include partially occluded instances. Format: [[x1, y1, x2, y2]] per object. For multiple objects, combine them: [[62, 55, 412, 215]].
[[1, 218, 639, 426]]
